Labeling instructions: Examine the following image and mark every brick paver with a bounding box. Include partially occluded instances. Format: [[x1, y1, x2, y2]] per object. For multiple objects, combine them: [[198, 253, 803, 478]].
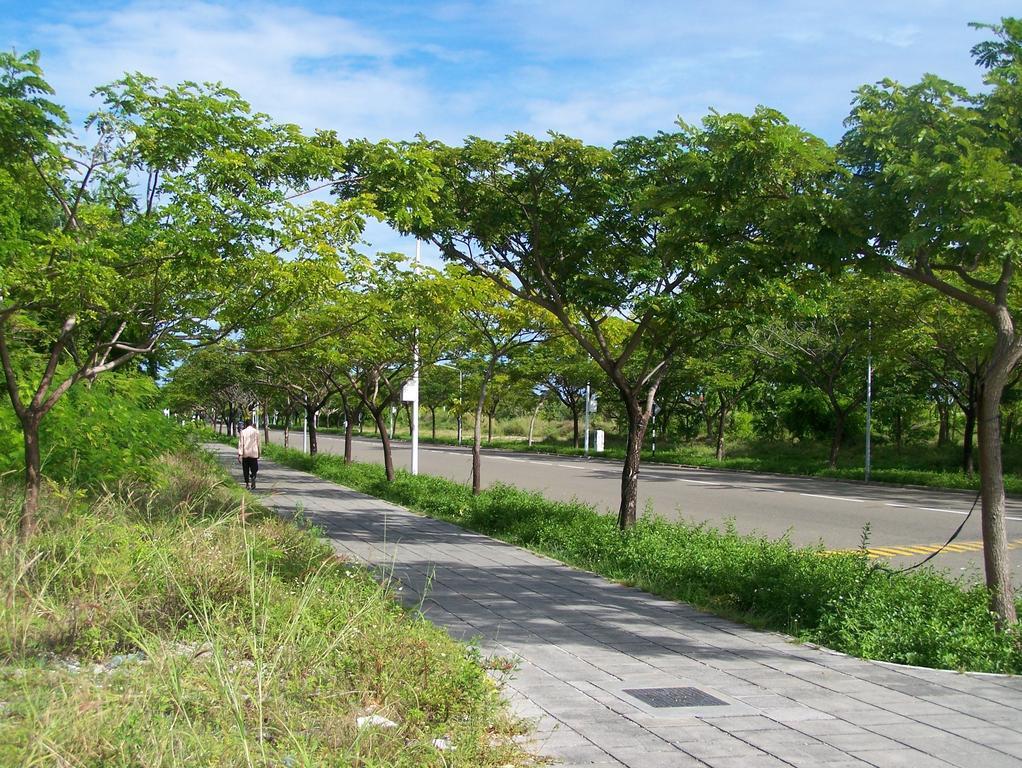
[[211, 445, 1022, 768]]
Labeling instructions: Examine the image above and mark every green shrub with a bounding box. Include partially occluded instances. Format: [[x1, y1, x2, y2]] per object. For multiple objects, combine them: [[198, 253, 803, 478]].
[[0, 371, 186, 490]]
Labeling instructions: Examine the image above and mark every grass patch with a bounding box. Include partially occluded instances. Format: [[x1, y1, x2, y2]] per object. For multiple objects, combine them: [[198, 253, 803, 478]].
[[0, 449, 535, 767], [262, 441, 1022, 675]]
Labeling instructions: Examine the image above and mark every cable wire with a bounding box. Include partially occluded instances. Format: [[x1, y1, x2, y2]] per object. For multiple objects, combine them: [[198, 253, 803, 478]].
[[893, 489, 981, 573]]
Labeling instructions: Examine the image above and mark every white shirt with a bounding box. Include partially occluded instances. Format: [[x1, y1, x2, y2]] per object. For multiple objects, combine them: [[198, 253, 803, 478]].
[[237, 426, 261, 459]]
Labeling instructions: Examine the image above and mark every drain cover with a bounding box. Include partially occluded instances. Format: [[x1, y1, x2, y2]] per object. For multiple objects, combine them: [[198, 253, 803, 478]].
[[623, 687, 728, 708]]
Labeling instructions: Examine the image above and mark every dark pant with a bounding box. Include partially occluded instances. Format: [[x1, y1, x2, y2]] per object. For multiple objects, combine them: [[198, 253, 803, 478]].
[[242, 457, 259, 486]]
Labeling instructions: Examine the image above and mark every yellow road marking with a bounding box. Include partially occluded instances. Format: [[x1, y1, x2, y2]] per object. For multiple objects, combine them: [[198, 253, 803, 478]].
[[825, 538, 1022, 559]]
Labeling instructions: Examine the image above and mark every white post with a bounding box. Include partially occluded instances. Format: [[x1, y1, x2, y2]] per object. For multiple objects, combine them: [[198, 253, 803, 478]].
[[411, 240, 421, 475], [584, 382, 591, 456]]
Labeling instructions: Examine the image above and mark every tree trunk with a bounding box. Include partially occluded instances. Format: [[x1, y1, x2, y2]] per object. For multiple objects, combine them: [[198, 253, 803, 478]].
[[894, 410, 904, 451], [341, 394, 354, 464], [487, 411, 493, 444], [963, 406, 976, 476], [370, 406, 395, 482], [306, 405, 319, 455], [618, 401, 651, 529], [20, 414, 42, 538], [472, 363, 494, 495], [262, 401, 270, 446], [429, 406, 437, 440], [828, 411, 846, 469], [714, 395, 728, 461], [572, 408, 580, 448], [977, 375, 1018, 627], [528, 398, 545, 447], [937, 399, 950, 447], [963, 376, 978, 475]]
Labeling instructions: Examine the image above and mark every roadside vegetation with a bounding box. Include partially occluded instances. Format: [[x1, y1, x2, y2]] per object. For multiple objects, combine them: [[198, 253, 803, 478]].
[[7, 18, 1022, 640], [0, 393, 535, 767], [263, 441, 1022, 675], [314, 421, 1022, 495]]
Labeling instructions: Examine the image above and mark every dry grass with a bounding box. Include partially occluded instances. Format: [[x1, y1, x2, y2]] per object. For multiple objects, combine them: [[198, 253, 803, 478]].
[[0, 452, 537, 767]]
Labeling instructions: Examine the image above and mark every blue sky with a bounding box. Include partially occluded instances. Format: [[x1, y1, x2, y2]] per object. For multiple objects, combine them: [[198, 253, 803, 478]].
[[3, 0, 1018, 255]]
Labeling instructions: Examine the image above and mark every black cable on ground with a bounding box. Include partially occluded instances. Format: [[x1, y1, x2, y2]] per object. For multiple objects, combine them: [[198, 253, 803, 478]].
[[893, 489, 982, 574]]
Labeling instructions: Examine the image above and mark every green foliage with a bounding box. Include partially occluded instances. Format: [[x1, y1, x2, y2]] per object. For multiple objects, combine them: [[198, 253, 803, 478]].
[[262, 441, 1022, 674], [0, 450, 533, 767], [0, 371, 185, 488]]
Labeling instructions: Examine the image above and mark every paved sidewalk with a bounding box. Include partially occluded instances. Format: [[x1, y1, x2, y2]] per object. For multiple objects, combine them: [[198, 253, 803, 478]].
[[212, 445, 1022, 768]]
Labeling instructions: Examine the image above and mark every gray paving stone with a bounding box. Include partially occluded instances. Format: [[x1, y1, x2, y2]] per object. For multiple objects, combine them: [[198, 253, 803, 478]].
[[848, 749, 958, 767], [673, 734, 768, 759], [209, 445, 1022, 768], [604, 747, 705, 767]]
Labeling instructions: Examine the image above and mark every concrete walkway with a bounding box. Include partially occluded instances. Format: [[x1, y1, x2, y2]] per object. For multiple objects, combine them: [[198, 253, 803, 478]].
[[212, 445, 1022, 768]]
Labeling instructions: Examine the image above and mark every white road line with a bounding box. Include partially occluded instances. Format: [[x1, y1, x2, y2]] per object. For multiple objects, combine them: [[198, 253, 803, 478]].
[[680, 479, 725, 486], [918, 507, 968, 516], [885, 502, 910, 508], [800, 493, 866, 503]]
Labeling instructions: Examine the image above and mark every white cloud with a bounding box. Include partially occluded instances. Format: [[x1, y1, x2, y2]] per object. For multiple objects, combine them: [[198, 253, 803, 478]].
[[32, 1, 432, 139]]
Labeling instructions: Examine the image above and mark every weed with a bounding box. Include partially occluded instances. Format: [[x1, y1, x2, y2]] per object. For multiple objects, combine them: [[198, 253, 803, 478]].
[[0, 451, 537, 767]]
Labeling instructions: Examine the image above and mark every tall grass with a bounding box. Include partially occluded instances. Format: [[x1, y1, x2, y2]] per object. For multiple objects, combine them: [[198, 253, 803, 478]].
[[0, 451, 534, 767]]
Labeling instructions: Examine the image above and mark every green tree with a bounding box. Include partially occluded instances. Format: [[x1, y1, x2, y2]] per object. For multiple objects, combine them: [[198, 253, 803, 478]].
[[0, 53, 341, 533], [339, 260, 456, 481], [455, 273, 547, 494], [751, 276, 911, 468], [523, 333, 601, 448], [344, 111, 835, 527], [839, 18, 1022, 624], [694, 333, 763, 461]]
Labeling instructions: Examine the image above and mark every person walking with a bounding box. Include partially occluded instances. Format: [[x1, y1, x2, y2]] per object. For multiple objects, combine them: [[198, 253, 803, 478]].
[[237, 418, 261, 490]]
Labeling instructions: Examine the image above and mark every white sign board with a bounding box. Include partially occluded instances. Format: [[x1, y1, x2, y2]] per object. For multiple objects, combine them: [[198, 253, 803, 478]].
[[595, 429, 605, 452], [401, 380, 419, 402]]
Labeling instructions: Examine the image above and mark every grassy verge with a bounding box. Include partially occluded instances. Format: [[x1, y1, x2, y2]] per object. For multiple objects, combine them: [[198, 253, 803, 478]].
[[261, 441, 1022, 675], [326, 430, 1022, 494], [0, 449, 535, 767]]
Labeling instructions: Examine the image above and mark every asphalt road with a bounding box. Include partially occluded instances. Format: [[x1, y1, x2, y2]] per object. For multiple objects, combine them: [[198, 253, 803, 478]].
[[267, 430, 1022, 585]]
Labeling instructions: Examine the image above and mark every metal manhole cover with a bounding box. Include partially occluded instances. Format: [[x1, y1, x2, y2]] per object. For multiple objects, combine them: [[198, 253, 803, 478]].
[[623, 687, 728, 708]]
